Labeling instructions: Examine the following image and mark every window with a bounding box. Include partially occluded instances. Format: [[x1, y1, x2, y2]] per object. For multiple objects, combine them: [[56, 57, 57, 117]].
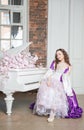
[[0, 0, 28, 51]]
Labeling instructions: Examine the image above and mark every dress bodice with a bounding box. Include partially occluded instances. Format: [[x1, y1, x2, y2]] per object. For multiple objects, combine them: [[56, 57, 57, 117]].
[[52, 67, 69, 82]]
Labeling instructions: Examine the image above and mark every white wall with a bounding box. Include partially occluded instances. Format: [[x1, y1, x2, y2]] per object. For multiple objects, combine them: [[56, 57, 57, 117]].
[[47, 0, 70, 66], [69, 0, 84, 94], [47, 0, 84, 94]]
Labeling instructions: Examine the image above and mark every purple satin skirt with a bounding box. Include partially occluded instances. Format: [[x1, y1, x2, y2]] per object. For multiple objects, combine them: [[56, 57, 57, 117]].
[[29, 89, 83, 118], [29, 102, 35, 110], [65, 89, 83, 118]]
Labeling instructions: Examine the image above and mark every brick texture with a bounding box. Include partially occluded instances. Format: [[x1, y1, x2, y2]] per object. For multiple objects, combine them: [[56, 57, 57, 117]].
[[29, 0, 48, 67]]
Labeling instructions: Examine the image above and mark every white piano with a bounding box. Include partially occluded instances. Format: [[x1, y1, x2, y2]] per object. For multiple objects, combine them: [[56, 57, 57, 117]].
[[0, 42, 47, 115], [0, 67, 47, 115]]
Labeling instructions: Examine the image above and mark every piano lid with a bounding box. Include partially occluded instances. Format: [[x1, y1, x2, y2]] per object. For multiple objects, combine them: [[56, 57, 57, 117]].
[[0, 41, 32, 58]]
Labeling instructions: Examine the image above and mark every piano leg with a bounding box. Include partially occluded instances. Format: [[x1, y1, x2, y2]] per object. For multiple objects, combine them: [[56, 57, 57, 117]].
[[4, 93, 14, 115]]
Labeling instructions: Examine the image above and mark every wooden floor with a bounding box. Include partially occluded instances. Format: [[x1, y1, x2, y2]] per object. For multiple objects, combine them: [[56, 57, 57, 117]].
[[0, 91, 84, 130]]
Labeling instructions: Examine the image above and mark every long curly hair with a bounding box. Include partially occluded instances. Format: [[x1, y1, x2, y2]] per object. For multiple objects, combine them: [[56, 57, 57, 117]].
[[54, 48, 71, 70]]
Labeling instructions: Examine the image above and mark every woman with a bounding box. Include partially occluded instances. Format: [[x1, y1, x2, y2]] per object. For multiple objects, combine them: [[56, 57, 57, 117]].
[[50, 49, 83, 119], [30, 49, 83, 122]]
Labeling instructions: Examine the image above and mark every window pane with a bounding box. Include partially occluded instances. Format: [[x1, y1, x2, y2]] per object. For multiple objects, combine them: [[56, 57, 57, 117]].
[[0, 11, 10, 25], [11, 26, 23, 39], [0, 0, 10, 5], [11, 0, 23, 5], [11, 40, 23, 48], [1, 40, 10, 51], [1, 26, 10, 39], [13, 12, 21, 23], [0, 0, 23, 5]]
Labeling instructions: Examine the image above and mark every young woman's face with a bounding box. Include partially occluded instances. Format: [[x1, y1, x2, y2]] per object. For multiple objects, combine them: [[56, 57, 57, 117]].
[[56, 50, 64, 61]]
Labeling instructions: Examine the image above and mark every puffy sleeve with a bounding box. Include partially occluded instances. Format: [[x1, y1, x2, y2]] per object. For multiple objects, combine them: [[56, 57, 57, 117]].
[[62, 73, 73, 96], [43, 69, 54, 79], [50, 60, 55, 70], [42, 61, 55, 79]]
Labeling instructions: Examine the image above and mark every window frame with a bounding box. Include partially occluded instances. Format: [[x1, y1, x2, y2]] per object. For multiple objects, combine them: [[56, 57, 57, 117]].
[[0, 0, 28, 51]]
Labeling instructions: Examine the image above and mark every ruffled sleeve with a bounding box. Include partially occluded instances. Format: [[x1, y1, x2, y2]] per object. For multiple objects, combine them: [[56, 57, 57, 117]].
[[43, 69, 54, 79], [50, 60, 55, 70], [62, 73, 73, 96], [42, 60, 55, 79]]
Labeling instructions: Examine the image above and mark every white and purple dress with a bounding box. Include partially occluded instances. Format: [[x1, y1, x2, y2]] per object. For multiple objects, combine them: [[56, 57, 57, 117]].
[[30, 61, 83, 118], [50, 61, 83, 118]]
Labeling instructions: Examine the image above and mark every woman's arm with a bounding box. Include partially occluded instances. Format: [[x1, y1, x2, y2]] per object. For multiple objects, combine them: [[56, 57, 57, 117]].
[[62, 66, 73, 96], [46, 76, 52, 87]]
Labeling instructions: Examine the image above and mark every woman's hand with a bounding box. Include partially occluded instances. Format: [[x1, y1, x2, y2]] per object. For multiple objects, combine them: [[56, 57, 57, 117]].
[[46, 77, 51, 87]]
